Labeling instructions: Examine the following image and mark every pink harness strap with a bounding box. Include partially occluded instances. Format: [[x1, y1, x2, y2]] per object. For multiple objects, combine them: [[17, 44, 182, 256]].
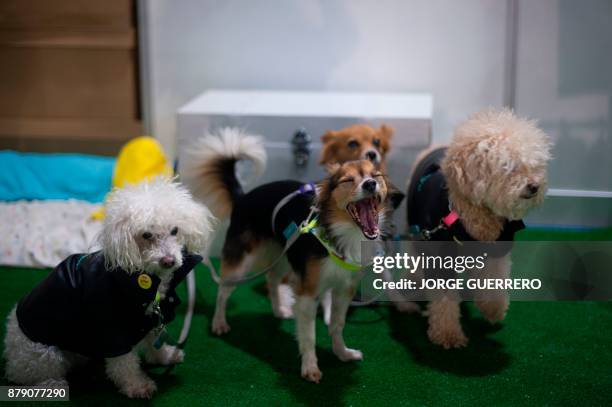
[[442, 210, 459, 227]]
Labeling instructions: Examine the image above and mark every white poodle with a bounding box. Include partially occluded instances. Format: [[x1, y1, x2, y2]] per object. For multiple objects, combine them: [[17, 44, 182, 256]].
[[3, 177, 214, 398]]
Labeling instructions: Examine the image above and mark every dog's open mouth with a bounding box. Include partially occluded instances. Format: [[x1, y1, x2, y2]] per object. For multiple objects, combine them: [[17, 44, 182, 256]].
[[347, 197, 380, 240]]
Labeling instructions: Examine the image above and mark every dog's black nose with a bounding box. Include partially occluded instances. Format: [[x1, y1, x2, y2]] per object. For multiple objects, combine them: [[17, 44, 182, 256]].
[[365, 151, 377, 162], [362, 179, 377, 193], [160, 256, 176, 269], [527, 183, 539, 195]]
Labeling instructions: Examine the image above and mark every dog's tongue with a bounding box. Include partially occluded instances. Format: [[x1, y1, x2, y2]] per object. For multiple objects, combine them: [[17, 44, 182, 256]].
[[355, 199, 378, 239]]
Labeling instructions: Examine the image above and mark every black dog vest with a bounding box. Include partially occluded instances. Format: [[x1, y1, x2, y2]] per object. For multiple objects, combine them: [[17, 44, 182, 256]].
[[16, 251, 202, 359], [406, 147, 524, 257]]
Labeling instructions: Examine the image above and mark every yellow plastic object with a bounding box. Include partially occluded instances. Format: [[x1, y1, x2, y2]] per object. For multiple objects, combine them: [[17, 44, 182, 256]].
[[91, 136, 173, 220]]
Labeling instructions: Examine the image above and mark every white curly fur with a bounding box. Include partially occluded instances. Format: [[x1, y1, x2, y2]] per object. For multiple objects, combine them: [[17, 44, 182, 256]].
[[179, 127, 266, 218], [3, 177, 215, 398], [100, 177, 215, 273], [422, 108, 551, 349], [443, 108, 552, 224]]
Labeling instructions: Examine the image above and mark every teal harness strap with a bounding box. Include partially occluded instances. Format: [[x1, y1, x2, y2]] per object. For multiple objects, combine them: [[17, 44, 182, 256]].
[[75, 254, 90, 270]]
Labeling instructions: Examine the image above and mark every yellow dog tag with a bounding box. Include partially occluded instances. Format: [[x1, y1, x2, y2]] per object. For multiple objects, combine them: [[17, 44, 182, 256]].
[[138, 274, 152, 289]]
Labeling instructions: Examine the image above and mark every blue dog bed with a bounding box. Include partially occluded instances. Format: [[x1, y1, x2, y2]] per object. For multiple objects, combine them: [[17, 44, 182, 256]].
[[0, 151, 115, 203]]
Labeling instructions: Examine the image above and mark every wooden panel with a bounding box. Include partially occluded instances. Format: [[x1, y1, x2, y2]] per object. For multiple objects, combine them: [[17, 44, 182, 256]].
[[0, 136, 127, 156], [0, 30, 135, 49], [0, 118, 141, 140], [0, 117, 141, 155], [0, 0, 133, 31], [0, 0, 141, 154], [0, 47, 139, 118]]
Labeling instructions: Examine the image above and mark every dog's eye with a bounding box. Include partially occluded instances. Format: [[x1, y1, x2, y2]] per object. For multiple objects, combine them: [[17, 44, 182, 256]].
[[170, 226, 178, 236], [373, 138, 380, 147], [142, 232, 153, 240], [373, 172, 383, 178], [338, 177, 354, 184], [347, 140, 360, 149]]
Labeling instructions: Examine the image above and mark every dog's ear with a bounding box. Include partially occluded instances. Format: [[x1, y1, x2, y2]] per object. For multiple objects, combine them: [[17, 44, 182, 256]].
[[381, 179, 404, 210], [320, 131, 340, 164], [321, 130, 338, 144], [379, 124, 394, 140], [388, 189, 405, 209], [180, 201, 216, 256], [325, 162, 341, 175], [378, 125, 394, 155], [100, 215, 142, 273], [442, 141, 490, 204]]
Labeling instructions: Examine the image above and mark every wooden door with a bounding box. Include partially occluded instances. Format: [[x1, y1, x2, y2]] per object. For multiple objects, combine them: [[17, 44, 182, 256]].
[[0, 0, 141, 155]]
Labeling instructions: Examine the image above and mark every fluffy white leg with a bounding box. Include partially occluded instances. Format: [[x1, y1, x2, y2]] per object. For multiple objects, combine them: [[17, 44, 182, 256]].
[[212, 254, 255, 335], [475, 254, 511, 323], [142, 331, 184, 365], [276, 284, 295, 318], [105, 351, 156, 399], [294, 295, 321, 383], [426, 297, 468, 349], [267, 263, 294, 319], [3, 307, 71, 386], [320, 289, 332, 325], [329, 288, 363, 362]]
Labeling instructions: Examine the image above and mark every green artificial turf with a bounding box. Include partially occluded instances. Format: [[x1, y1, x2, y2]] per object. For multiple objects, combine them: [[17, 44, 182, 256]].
[[1, 228, 611, 406]]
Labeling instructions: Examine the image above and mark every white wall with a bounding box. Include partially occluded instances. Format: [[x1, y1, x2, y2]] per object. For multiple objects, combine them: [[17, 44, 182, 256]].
[[516, 0, 612, 192], [142, 0, 612, 226], [143, 0, 507, 159]]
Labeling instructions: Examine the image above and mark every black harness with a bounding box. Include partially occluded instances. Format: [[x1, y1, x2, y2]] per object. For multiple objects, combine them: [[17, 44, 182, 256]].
[[16, 251, 202, 359], [406, 147, 525, 257]]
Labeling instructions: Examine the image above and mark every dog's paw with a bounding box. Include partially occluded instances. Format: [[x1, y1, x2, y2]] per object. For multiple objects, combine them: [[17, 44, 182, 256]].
[[395, 301, 421, 314], [476, 300, 508, 323], [301, 353, 322, 383], [334, 347, 363, 362], [428, 326, 469, 349], [301, 364, 322, 383], [146, 344, 184, 365], [119, 377, 157, 399], [212, 317, 231, 335], [166, 347, 185, 364]]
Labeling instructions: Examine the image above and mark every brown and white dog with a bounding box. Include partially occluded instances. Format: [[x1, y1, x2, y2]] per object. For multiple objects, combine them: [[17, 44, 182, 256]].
[[319, 123, 404, 211], [320, 124, 394, 170], [317, 123, 407, 320], [183, 128, 389, 382]]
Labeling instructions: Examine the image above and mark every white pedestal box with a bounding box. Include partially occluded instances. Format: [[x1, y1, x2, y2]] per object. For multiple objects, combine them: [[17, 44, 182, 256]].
[[177, 90, 433, 256]]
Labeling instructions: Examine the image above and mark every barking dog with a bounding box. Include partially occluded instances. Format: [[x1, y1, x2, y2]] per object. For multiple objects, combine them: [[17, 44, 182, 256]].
[[3, 178, 214, 398], [320, 123, 404, 210], [318, 123, 407, 317], [185, 129, 388, 382], [406, 108, 551, 348]]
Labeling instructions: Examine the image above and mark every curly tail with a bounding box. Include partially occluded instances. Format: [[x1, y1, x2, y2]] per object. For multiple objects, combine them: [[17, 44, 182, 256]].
[[180, 128, 266, 219]]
